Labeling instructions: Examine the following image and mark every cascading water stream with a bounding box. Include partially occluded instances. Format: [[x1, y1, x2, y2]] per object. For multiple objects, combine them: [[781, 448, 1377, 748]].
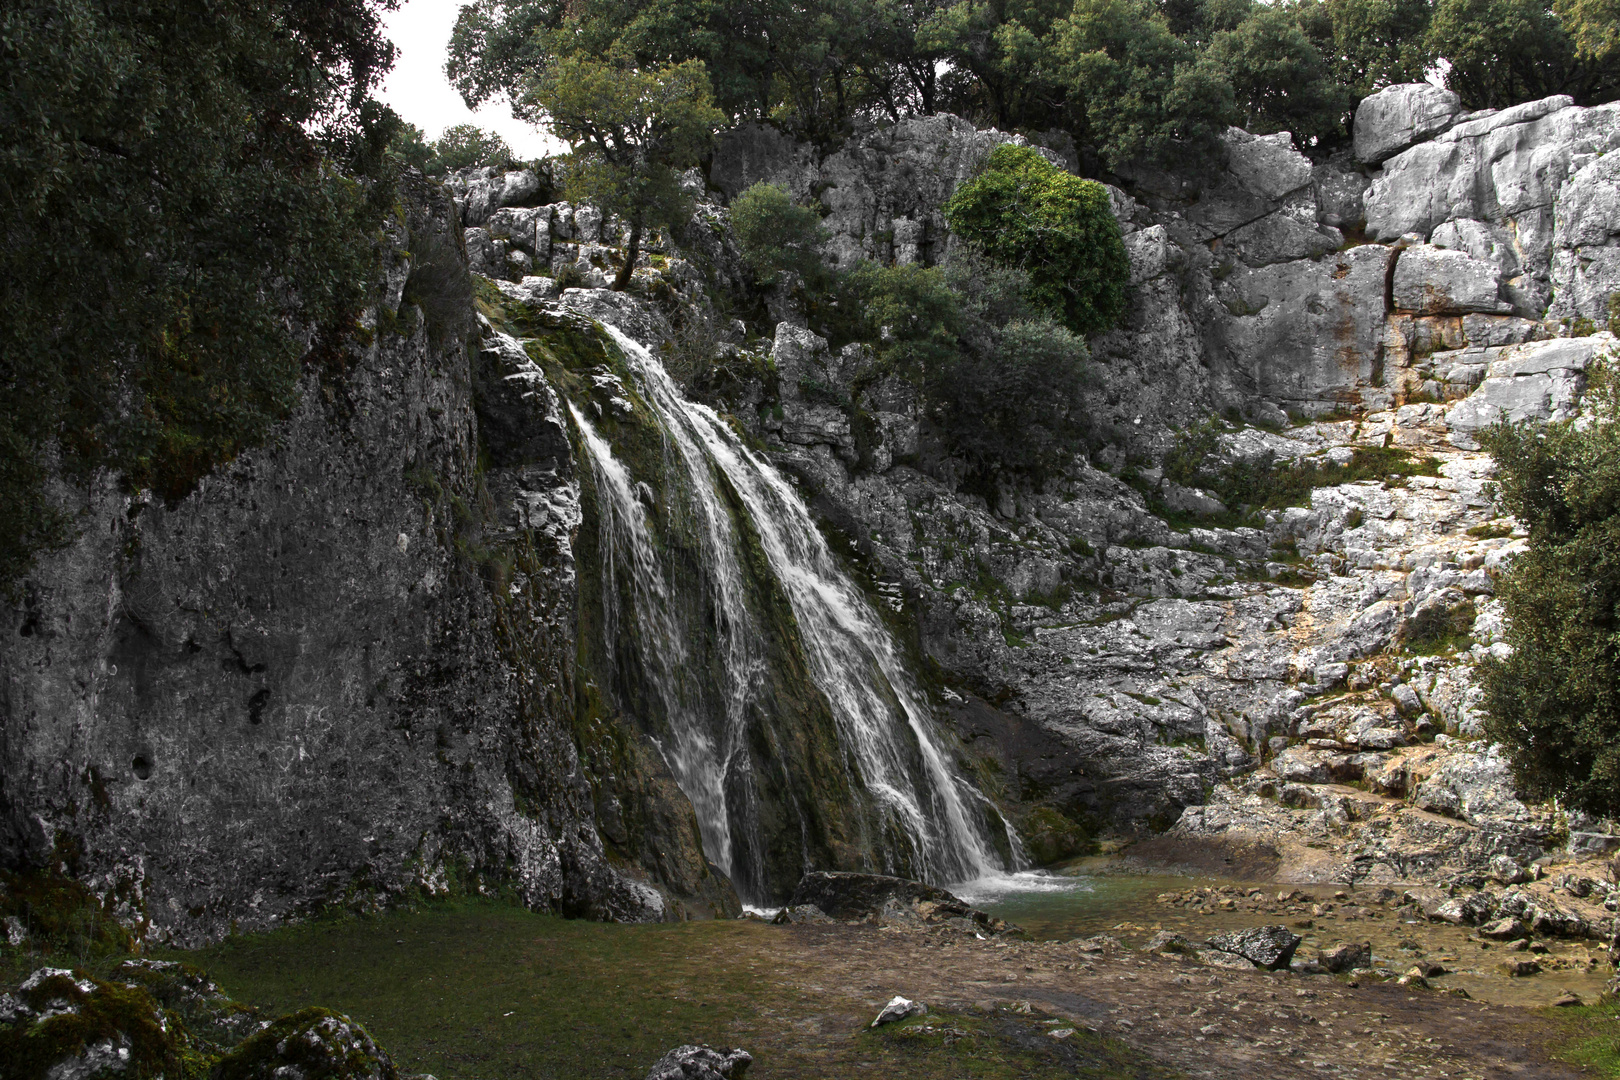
[[570, 319, 1014, 900]]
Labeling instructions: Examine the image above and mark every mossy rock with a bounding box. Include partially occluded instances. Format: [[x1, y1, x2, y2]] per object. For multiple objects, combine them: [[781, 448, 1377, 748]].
[[1017, 806, 1095, 866], [0, 966, 190, 1080], [113, 961, 259, 1053], [210, 1007, 397, 1080], [0, 871, 135, 958]]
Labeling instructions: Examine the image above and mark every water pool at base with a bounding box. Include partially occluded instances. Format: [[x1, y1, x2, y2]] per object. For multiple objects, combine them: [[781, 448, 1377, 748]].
[[947, 861, 1612, 1008]]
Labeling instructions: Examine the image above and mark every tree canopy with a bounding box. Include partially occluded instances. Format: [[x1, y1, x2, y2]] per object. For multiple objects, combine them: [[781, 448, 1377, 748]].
[[1, 0, 403, 587], [450, 0, 1620, 165]]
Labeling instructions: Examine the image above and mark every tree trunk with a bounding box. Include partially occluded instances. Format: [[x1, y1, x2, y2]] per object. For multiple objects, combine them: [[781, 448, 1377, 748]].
[[613, 217, 643, 292]]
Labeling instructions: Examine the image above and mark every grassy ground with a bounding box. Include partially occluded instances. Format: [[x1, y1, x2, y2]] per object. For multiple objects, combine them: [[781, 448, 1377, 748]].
[[146, 898, 1176, 1080], [1545, 1000, 1620, 1076], [172, 900, 779, 1080]]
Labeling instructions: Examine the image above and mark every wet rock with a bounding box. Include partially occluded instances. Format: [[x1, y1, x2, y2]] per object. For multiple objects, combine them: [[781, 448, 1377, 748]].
[[1552, 991, 1584, 1007], [1142, 931, 1195, 956], [644, 1045, 753, 1080], [1490, 854, 1530, 885], [1500, 958, 1541, 977], [790, 872, 959, 921], [1204, 925, 1301, 970], [1319, 941, 1372, 973], [770, 905, 833, 926], [871, 996, 927, 1027], [1480, 917, 1529, 940]]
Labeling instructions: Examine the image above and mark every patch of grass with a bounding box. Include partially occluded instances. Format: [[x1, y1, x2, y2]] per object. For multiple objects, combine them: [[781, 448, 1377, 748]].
[[1403, 598, 1478, 656], [858, 1007, 1176, 1080], [172, 900, 784, 1080], [1546, 1000, 1620, 1076]]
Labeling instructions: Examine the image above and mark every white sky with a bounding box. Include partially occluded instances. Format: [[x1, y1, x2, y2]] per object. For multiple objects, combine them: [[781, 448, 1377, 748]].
[[376, 0, 562, 158]]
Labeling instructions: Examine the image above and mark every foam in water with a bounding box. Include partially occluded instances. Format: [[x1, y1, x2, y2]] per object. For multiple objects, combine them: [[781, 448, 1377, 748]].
[[568, 319, 1015, 900]]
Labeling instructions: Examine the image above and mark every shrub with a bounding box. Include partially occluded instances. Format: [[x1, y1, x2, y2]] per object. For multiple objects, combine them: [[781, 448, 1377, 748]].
[[943, 143, 1129, 336], [731, 182, 829, 286], [1479, 359, 1620, 816]]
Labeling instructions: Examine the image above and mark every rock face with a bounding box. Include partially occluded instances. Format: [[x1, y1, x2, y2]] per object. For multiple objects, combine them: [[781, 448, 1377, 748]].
[[0, 177, 663, 943]]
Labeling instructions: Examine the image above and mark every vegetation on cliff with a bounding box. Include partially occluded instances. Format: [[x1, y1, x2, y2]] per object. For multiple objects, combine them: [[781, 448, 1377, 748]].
[[449, 0, 1620, 160], [0, 0, 406, 587], [1480, 359, 1620, 818]]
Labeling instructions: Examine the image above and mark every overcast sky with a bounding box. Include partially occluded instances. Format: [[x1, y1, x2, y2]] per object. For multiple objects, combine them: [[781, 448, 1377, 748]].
[[376, 0, 562, 158]]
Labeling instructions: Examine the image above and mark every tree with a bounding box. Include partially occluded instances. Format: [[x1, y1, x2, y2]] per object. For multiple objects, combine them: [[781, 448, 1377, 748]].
[[1426, 0, 1620, 107], [389, 122, 439, 174], [915, 0, 1074, 129], [1479, 361, 1620, 817], [1208, 5, 1355, 147], [731, 182, 831, 285], [433, 124, 513, 172], [1559, 0, 1620, 64], [1051, 0, 1237, 168], [1297, 0, 1436, 94], [528, 55, 725, 291], [943, 143, 1130, 335], [0, 0, 399, 588]]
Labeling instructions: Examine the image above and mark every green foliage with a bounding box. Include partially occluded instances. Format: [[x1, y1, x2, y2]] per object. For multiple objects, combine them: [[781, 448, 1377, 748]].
[[386, 123, 438, 174], [1609, 291, 1620, 335], [1297, 0, 1437, 93], [1403, 597, 1478, 654], [527, 54, 724, 290], [1426, 0, 1620, 108], [1209, 5, 1355, 145], [1051, 0, 1237, 168], [1479, 360, 1620, 817], [0, 0, 399, 588], [944, 144, 1129, 336], [430, 124, 513, 172], [730, 182, 831, 285]]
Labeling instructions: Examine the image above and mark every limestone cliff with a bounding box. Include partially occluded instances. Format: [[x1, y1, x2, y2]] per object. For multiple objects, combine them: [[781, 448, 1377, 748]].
[[0, 177, 666, 944]]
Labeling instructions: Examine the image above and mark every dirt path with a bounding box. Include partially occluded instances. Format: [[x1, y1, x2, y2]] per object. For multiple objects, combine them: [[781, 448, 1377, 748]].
[[732, 922, 1586, 1079]]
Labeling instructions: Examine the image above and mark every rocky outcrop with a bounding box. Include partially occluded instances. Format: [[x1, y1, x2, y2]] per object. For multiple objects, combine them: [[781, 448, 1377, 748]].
[[0, 177, 663, 944]]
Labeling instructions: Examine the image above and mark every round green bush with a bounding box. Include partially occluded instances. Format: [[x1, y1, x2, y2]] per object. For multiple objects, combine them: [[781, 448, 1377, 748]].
[[943, 143, 1130, 336]]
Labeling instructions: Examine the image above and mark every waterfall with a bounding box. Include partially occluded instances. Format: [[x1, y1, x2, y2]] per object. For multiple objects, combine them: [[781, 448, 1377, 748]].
[[568, 319, 1009, 902]]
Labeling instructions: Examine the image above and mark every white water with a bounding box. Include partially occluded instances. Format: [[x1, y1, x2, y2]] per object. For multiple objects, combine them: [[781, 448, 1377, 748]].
[[571, 321, 1011, 899]]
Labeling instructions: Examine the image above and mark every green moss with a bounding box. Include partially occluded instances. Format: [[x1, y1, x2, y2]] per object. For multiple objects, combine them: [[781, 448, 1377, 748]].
[[0, 870, 135, 961], [1403, 598, 1477, 656], [1466, 522, 1513, 539], [0, 970, 190, 1080], [1016, 807, 1096, 865], [213, 1007, 396, 1080]]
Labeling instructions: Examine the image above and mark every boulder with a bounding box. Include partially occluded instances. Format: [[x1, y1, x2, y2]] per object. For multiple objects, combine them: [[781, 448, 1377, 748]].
[[1392, 245, 1507, 314], [1318, 940, 1372, 973], [1354, 84, 1464, 165], [1500, 958, 1541, 977], [0, 967, 188, 1080], [1223, 129, 1314, 200], [871, 996, 927, 1027], [770, 904, 833, 925], [644, 1045, 753, 1080], [1548, 152, 1620, 323], [1204, 925, 1302, 970], [1479, 917, 1528, 940], [211, 1007, 398, 1080], [788, 871, 965, 921]]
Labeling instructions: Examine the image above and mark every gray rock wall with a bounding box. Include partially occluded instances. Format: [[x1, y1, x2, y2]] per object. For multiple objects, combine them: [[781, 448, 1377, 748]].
[[0, 178, 661, 944]]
